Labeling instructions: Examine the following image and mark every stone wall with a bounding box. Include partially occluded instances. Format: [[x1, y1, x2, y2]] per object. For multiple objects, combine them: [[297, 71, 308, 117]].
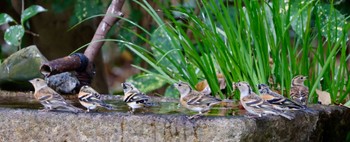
[[0, 105, 349, 141]]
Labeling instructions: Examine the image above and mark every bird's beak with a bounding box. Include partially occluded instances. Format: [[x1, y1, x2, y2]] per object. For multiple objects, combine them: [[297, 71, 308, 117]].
[[257, 84, 261, 89], [29, 79, 35, 83]]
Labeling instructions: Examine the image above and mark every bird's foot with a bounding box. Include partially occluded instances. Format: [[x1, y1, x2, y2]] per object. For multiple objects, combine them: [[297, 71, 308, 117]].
[[38, 108, 50, 112], [127, 110, 135, 114], [187, 114, 203, 120]]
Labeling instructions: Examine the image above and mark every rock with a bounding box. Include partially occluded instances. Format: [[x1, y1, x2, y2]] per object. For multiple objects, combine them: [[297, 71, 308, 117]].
[[0, 45, 47, 90], [46, 72, 80, 94], [0, 105, 349, 141]]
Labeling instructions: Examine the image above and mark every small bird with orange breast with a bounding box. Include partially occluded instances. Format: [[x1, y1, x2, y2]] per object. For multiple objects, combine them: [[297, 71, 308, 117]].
[[29, 78, 82, 113], [196, 73, 227, 95], [236, 82, 294, 120], [290, 75, 309, 106], [78, 85, 114, 112], [174, 81, 222, 119], [258, 84, 305, 110], [122, 82, 153, 113]]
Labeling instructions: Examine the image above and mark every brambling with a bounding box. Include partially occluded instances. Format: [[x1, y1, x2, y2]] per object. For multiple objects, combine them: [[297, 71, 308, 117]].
[[122, 82, 153, 113], [290, 75, 309, 106], [196, 73, 227, 95], [258, 84, 305, 110], [78, 85, 114, 112], [236, 82, 294, 120], [174, 81, 222, 119], [29, 78, 82, 113]]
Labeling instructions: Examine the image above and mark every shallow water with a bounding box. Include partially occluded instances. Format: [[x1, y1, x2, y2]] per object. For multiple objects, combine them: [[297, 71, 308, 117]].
[[0, 96, 244, 116]]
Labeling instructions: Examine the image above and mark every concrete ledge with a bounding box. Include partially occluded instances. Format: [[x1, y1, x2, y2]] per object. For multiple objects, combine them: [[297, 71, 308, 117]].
[[0, 105, 349, 141]]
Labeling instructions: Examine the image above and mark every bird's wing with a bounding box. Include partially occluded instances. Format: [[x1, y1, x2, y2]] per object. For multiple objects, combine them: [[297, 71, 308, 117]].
[[290, 86, 302, 97], [243, 94, 295, 120], [300, 87, 309, 98], [79, 93, 104, 104], [36, 87, 75, 108], [124, 91, 149, 103], [262, 92, 304, 109], [185, 92, 221, 106], [36, 87, 65, 102], [243, 94, 277, 110]]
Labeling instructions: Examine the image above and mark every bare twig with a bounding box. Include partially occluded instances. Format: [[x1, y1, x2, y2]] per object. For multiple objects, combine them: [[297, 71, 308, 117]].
[[84, 0, 125, 62], [21, 0, 24, 14], [25, 30, 39, 37]]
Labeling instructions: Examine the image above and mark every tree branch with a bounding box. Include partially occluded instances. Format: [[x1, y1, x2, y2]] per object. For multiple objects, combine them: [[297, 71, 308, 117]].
[[84, 0, 125, 62]]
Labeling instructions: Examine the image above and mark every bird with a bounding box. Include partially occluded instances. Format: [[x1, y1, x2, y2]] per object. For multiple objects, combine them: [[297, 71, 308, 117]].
[[121, 82, 153, 113], [78, 85, 114, 112], [29, 78, 82, 113], [235, 82, 294, 120], [196, 73, 227, 95], [290, 75, 309, 106], [174, 81, 222, 119], [258, 83, 305, 110]]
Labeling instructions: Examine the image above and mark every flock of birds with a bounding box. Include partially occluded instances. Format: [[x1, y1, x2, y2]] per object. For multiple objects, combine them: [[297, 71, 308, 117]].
[[28, 75, 310, 120]]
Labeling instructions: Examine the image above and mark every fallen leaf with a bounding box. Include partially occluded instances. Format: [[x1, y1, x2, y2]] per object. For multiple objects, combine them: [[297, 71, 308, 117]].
[[316, 89, 331, 105], [343, 100, 350, 108]]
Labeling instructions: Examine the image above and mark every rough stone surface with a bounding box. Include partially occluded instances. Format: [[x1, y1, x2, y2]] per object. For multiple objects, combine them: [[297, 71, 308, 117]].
[[0, 45, 47, 90], [46, 72, 80, 94], [0, 105, 349, 141]]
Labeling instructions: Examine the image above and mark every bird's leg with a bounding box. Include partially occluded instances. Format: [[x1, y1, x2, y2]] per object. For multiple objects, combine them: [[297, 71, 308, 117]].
[[38, 106, 51, 112], [128, 107, 135, 114], [141, 107, 146, 114], [187, 112, 203, 120]]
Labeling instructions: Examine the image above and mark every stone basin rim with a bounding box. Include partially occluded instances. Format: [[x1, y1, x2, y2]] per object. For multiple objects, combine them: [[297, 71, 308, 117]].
[[0, 104, 349, 141]]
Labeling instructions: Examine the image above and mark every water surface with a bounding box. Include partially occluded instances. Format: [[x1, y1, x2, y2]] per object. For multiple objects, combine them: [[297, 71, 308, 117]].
[[0, 96, 244, 116]]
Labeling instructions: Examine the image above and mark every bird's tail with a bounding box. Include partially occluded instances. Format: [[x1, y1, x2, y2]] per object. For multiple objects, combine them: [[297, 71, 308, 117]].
[[63, 105, 84, 113], [144, 102, 158, 107], [279, 112, 295, 120], [99, 103, 115, 110], [301, 107, 317, 114]]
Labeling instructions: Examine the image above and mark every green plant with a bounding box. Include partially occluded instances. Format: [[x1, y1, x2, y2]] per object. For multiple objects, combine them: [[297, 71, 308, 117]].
[[0, 5, 47, 49], [116, 0, 350, 103], [70, 0, 349, 102]]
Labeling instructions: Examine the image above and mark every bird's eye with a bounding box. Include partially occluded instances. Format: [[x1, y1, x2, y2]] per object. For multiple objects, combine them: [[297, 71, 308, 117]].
[[178, 84, 182, 87], [301, 77, 304, 79], [36, 79, 39, 81]]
